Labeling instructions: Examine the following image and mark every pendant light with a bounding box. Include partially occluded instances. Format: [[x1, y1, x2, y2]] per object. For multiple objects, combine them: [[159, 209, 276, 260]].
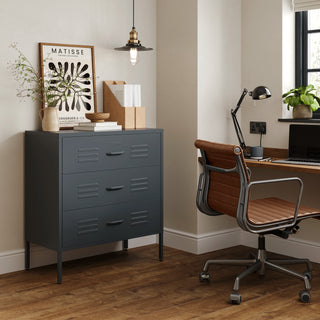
[[114, 0, 153, 66]]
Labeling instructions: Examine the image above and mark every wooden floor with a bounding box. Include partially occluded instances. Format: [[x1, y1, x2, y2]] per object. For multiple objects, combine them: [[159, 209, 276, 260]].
[[0, 245, 320, 319]]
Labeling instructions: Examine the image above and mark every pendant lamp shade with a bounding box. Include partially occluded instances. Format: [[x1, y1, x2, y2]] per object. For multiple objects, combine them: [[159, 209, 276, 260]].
[[114, 0, 153, 65]]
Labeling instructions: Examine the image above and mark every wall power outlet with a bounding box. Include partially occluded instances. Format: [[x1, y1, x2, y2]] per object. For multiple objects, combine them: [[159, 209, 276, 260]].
[[250, 121, 266, 134]]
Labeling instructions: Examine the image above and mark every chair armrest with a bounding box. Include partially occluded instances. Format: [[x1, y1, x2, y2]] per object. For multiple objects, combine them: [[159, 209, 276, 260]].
[[196, 173, 223, 216], [248, 176, 303, 189], [240, 177, 303, 233]]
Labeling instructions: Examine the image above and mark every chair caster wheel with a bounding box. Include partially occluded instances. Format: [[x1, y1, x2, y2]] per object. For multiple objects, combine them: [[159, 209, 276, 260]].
[[299, 290, 311, 303], [199, 271, 210, 282], [229, 292, 241, 305], [303, 271, 312, 281]]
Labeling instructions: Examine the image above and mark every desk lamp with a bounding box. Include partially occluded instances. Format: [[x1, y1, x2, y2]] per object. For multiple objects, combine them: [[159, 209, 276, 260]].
[[231, 86, 271, 155]]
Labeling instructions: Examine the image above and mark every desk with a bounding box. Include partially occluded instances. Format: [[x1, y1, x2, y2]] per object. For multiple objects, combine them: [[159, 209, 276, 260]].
[[245, 147, 320, 175]]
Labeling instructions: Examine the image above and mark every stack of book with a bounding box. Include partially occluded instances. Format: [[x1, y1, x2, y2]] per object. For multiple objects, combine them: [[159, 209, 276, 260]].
[[73, 121, 122, 131]]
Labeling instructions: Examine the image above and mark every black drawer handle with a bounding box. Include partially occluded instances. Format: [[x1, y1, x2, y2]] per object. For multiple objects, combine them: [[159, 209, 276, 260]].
[[106, 185, 124, 191], [106, 151, 124, 156], [106, 219, 125, 226]]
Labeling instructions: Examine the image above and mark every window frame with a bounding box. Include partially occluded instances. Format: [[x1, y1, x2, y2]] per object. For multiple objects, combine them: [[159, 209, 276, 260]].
[[295, 10, 320, 118]]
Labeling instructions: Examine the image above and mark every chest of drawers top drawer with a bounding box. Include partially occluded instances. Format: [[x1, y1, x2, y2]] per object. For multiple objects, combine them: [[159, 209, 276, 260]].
[[62, 133, 161, 173]]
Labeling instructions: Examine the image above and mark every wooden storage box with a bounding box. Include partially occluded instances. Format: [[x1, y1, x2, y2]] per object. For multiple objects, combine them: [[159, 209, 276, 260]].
[[103, 80, 145, 129]]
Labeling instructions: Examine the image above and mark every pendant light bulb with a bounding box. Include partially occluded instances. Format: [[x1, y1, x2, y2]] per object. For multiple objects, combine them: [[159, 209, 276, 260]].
[[130, 47, 138, 66]]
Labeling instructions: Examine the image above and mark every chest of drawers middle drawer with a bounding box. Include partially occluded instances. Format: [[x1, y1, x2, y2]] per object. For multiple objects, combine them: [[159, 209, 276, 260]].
[[63, 166, 160, 211]]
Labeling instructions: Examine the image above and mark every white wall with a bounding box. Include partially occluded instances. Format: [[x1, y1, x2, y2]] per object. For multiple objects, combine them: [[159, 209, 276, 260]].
[[282, 0, 296, 119], [197, 0, 242, 234], [0, 0, 156, 261]]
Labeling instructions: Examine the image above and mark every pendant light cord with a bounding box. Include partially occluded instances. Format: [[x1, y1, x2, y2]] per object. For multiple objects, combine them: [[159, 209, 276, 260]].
[[133, 0, 135, 28]]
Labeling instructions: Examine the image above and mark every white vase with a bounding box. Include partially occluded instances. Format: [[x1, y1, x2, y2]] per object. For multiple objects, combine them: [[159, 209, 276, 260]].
[[292, 105, 312, 119], [40, 107, 60, 132]]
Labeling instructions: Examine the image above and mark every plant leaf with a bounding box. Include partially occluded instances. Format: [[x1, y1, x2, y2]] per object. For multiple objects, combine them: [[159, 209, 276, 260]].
[[297, 86, 307, 94], [314, 96, 320, 105], [301, 94, 314, 106], [310, 99, 319, 111], [305, 84, 315, 93], [286, 95, 301, 107], [282, 88, 296, 98]]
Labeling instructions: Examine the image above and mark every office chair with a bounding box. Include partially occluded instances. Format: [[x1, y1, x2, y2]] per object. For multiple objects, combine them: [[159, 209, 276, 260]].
[[195, 139, 320, 304]]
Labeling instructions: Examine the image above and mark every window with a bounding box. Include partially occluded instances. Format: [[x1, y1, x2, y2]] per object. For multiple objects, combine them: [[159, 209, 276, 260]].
[[296, 9, 320, 117]]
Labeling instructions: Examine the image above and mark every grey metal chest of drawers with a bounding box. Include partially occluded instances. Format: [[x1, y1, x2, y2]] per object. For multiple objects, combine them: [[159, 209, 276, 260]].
[[25, 129, 163, 283]]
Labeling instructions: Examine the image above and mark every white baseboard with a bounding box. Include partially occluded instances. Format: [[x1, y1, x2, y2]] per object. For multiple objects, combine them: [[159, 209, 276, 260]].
[[163, 228, 198, 254], [0, 249, 25, 275], [0, 235, 157, 276], [1, 230, 319, 276], [164, 227, 320, 263], [163, 227, 242, 254]]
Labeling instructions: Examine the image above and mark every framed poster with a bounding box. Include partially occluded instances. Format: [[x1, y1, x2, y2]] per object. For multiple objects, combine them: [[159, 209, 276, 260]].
[[39, 43, 97, 128]]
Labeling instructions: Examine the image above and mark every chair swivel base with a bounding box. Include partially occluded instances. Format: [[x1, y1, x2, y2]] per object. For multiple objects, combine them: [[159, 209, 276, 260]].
[[199, 235, 313, 305]]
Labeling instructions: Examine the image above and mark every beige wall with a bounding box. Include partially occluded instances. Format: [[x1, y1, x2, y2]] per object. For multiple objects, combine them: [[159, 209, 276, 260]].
[[157, 0, 242, 235], [241, 0, 287, 149], [2, 0, 319, 269], [157, 0, 198, 234], [241, 0, 320, 243], [161, 0, 320, 244], [197, 0, 242, 234], [0, 0, 156, 253]]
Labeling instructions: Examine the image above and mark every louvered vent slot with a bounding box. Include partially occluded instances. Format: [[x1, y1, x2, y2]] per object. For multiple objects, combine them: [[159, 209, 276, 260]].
[[77, 218, 99, 235], [76, 147, 99, 163], [130, 177, 149, 192], [77, 183, 99, 199], [130, 210, 149, 225], [130, 144, 149, 158]]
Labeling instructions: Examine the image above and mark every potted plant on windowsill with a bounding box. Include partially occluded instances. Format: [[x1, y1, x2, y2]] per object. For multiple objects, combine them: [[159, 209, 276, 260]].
[[282, 85, 320, 119]]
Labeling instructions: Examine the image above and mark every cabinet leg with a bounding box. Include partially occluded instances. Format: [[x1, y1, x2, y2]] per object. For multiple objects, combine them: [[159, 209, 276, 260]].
[[159, 232, 163, 261], [123, 240, 128, 251], [57, 250, 62, 284], [25, 241, 30, 270]]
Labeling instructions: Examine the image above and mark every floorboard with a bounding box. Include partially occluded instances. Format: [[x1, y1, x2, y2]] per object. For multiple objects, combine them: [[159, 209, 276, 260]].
[[0, 245, 319, 319]]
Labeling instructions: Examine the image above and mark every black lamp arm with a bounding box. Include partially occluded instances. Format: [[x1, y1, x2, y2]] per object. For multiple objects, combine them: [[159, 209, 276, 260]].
[[232, 88, 248, 115], [231, 88, 249, 151], [231, 112, 246, 151]]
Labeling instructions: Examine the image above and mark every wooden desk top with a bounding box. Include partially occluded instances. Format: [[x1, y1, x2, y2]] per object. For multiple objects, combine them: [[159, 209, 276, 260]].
[[245, 147, 320, 175]]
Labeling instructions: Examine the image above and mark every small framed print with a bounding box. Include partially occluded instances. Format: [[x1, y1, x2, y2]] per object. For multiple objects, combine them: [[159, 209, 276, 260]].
[[39, 43, 97, 128]]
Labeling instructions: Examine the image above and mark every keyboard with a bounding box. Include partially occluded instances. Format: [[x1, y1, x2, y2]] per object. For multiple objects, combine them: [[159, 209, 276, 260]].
[[272, 159, 320, 166]]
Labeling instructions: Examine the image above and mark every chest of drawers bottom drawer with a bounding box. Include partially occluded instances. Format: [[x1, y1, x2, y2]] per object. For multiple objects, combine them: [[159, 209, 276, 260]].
[[63, 199, 161, 250]]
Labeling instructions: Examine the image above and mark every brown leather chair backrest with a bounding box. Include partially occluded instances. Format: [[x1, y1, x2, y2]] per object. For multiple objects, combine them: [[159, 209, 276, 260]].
[[195, 140, 249, 218]]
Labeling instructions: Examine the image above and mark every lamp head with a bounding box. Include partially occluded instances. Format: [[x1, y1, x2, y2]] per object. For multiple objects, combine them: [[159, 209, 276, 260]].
[[250, 86, 272, 100], [231, 85, 272, 154]]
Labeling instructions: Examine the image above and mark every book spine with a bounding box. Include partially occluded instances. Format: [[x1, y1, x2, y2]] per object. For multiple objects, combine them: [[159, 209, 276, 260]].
[[73, 125, 122, 131], [78, 122, 118, 127]]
